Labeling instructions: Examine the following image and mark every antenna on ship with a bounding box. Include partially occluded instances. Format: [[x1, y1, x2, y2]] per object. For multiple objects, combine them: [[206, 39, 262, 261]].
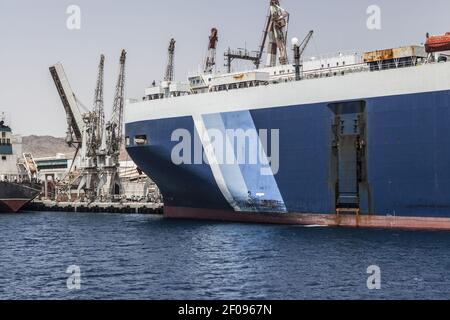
[[224, 47, 260, 73]]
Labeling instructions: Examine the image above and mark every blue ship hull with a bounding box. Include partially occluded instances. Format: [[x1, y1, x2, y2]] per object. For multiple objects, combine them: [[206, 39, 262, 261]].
[[126, 89, 450, 230]]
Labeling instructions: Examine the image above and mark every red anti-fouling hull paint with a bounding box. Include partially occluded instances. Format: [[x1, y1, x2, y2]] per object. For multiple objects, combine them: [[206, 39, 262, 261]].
[[0, 182, 41, 213], [165, 207, 450, 231], [0, 199, 31, 213]]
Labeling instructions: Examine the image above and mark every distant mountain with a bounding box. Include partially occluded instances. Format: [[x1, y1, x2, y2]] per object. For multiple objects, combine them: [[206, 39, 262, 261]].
[[22, 135, 75, 159], [22, 135, 129, 160]]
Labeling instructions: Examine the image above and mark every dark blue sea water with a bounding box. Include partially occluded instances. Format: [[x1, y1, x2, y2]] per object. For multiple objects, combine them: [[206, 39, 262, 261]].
[[0, 211, 449, 300]]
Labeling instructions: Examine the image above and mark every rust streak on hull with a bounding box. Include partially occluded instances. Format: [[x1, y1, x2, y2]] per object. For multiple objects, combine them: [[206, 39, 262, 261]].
[[165, 207, 450, 231]]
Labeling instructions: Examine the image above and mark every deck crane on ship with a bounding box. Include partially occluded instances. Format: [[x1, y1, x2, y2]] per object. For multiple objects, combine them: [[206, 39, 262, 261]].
[[224, 0, 290, 71], [259, 0, 290, 68], [292, 30, 314, 80]]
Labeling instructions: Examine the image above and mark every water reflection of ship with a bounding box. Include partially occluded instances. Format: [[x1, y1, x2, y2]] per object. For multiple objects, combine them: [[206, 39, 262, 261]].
[[239, 191, 287, 213]]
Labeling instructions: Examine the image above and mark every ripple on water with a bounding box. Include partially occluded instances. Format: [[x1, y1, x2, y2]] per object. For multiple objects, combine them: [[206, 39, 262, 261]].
[[0, 212, 449, 299]]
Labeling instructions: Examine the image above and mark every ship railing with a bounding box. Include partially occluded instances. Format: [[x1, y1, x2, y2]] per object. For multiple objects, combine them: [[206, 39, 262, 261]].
[[130, 58, 448, 103], [304, 50, 364, 60], [272, 58, 446, 84]]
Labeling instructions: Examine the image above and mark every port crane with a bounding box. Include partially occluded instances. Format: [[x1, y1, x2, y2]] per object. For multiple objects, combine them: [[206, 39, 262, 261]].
[[204, 28, 218, 74], [92, 55, 105, 154], [50, 55, 106, 199], [97, 50, 127, 200], [79, 55, 106, 198], [49, 64, 84, 148], [49, 50, 127, 202]]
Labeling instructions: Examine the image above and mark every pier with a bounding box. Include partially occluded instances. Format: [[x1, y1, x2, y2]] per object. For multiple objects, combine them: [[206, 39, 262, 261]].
[[25, 200, 163, 215]]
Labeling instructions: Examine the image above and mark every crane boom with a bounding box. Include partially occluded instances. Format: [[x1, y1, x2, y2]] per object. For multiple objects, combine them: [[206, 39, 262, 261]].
[[93, 54, 105, 148], [298, 30, 314, 57], [49, 63, 84, 145], [107, 49, 127, 156], [83, 54, 106, 159]]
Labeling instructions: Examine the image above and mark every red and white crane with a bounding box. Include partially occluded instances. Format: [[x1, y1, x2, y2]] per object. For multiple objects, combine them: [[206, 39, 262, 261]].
[[204, 28, 219, 74]]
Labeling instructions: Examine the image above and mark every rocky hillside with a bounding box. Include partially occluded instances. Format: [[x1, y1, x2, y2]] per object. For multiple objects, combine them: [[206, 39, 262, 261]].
[[22, 135, 128, 160], [22, 136, 75, 158]]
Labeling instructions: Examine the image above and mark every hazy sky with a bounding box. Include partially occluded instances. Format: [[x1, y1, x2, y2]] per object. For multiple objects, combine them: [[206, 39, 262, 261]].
[[0, 0, 449, 136]]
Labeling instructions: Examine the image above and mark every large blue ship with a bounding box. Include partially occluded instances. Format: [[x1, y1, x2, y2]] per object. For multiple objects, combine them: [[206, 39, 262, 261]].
[[125, 1, 450, 230]]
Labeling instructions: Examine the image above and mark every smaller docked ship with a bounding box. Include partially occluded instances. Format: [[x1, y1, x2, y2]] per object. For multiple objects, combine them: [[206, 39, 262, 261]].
[[0, 115, 40, 213]]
